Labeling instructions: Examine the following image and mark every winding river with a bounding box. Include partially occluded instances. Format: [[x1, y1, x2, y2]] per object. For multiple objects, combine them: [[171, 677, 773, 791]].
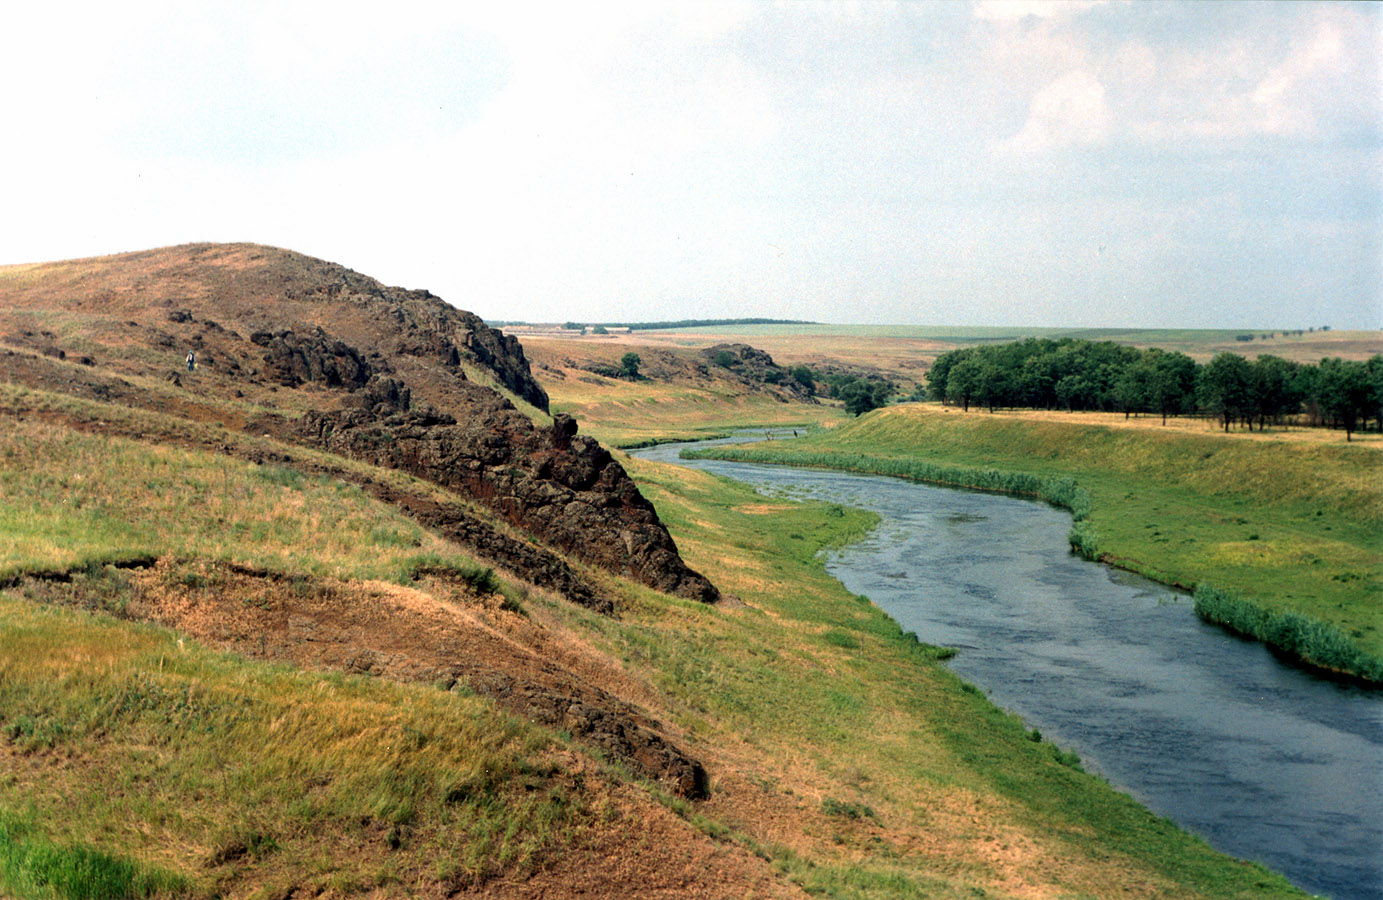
[[634, 436, 1383, 900]]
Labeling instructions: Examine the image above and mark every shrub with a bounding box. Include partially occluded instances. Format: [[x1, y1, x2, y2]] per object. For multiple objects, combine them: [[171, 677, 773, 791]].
[[820, 798, 875, 821]]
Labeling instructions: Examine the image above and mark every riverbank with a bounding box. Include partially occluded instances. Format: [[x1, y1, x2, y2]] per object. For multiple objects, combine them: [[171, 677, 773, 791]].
[[647, 439, 1381, 900], [619, 451, 1312, 898], [684, 404, 1382, 684]]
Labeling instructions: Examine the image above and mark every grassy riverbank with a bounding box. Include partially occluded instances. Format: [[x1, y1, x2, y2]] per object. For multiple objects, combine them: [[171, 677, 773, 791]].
[[685, 404, 1382, 683], [613, 452, 1309, 898]]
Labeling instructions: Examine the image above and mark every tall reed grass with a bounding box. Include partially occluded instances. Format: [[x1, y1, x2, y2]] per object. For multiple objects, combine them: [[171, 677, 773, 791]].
[[1193, 585, 1383, 683]]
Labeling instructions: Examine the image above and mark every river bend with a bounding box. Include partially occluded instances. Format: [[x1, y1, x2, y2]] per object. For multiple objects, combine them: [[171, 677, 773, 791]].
[[634, 437, 1383, 900]]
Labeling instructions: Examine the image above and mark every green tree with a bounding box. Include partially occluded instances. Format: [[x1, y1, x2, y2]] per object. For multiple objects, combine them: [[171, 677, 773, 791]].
[[926, 348, 972, 403], [1054, 374, 1094, 411], [1248, 355, 1301, 430], [946, 358, 982, 412], [973, 363, 1012, 413], [1197, 353, 1252, 432], [620, 352, 641, 379], [1367, 355, 1383, 432], [789, 365, 817, 396], [1149, 350, 1196, 425], [841, 379, 891, 416], [1317, 357, 1372, 440], [1113, 359, 1154, 419]]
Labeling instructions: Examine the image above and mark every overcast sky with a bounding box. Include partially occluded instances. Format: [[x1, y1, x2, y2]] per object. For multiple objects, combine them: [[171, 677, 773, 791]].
[[3, 1, 1379, 328]]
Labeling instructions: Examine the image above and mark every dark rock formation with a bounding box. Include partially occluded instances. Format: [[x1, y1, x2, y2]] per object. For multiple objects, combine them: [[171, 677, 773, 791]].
[[280, 262, 550, 412], [0, 242, 715, 605], [383, 490, 613, 615], [702, 343, 816, 402], [301, 395, 719, 603], [467, 670, 707, 798], [250, 328, 374, 389]]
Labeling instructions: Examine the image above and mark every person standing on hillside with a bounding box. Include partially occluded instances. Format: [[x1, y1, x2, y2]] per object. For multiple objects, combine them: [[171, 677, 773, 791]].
[[186, 350, 196, 372]]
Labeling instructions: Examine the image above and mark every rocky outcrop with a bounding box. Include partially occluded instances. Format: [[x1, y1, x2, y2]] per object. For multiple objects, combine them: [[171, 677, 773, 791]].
[[301, 398, 720, 603], [242, 325, 711, 601], [702, 343, 816, 402], [381, 490, 613, 615], [468, 670, 707, 798], [280, 264, 550, 412], [250, 327, 376, 388], [0, 242, 715, 605]]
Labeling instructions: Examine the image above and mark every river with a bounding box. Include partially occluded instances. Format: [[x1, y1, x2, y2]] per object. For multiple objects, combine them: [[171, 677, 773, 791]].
[[633, 436, 1383, 900]]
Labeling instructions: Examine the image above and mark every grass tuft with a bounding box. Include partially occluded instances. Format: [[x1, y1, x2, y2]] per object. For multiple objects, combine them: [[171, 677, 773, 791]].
[[0, 808, 188, 900]]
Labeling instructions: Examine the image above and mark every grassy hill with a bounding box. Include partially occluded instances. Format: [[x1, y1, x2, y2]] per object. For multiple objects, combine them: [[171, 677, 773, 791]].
[[0, 245, 1321, 898], [522, 337, 839, 447]]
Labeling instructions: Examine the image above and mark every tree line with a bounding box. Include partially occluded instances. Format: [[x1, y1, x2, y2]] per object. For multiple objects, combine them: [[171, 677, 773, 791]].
[[925, 338, 1383, 439]]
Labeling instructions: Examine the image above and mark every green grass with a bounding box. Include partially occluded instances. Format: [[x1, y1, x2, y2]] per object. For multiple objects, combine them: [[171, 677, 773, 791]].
[[686, 404, 1383, 681], [0, 402, 596, 894], [0, 807, 188, 900], [0, 415, 508, 589], [0, 381, 1324, 896], [0, 592, 582, 896]]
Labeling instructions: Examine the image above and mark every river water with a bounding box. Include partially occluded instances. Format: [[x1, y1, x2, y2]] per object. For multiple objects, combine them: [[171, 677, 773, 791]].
[[634, 437, 1382, 900]]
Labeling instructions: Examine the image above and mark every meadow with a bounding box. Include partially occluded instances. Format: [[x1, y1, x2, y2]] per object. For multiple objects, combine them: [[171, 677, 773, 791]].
[[0, 406, 610, 897]]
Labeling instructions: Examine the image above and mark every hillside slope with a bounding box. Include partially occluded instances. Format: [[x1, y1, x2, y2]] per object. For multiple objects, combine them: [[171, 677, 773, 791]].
[[0, 243, 715, 602]]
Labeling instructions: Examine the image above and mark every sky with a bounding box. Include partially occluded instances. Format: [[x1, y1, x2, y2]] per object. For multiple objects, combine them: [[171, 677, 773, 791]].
[[2, 1, 1380, 329]]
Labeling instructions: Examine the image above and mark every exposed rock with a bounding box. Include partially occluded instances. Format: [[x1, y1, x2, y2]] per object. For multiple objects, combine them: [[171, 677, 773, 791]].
[[0, 243, 717, 605], [250, 328, 374, 389], [302, 395, 719, 603], [280, 263, 550, 412], [701, 343, 815, 402]]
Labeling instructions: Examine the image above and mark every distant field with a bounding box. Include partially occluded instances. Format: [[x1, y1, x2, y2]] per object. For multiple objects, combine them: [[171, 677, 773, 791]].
[[524, 328, 1381, 407], [630, 324, 1382, 365]]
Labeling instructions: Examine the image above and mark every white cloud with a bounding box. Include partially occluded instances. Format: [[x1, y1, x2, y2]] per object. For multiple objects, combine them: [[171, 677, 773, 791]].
[[972, 1, 1106, 23], [1250, 18, 1349, 136], [999, 70, 1111, 153], [0, 1, 1376, 327], [983, 2, 1380, 153]]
